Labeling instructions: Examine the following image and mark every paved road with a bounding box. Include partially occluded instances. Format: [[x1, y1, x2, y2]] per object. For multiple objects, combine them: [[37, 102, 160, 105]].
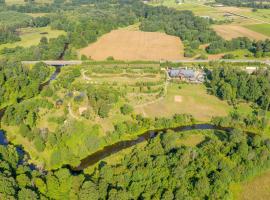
[[22, 59, 270, 66], [22, 60, 82, 66], [162, 59, 270, 65]]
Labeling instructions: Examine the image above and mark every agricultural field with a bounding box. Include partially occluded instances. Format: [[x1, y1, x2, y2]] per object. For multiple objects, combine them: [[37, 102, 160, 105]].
[[212, 24, 269, 40], [244, 23, 270, 37], [0, 26, 66, 51], [216, 6, 270, 24], [80, 30, 184, 61], [147, 1, 270, 39]]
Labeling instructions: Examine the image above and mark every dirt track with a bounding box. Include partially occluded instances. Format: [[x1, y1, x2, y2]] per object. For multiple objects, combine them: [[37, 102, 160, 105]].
[[80, 30, 184, 61]]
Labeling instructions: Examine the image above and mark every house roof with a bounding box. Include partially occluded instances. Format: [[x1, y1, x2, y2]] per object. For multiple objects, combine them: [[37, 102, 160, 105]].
[[169, 69, 195, 77]]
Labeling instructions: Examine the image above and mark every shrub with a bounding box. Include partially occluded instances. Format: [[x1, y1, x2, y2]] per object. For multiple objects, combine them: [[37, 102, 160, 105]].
[[120, 104, 133, 115]]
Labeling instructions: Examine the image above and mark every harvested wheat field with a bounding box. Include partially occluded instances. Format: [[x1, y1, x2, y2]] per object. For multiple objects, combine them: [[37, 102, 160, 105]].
[[80, 30, 184, 61], [212, 25, 269, 40]]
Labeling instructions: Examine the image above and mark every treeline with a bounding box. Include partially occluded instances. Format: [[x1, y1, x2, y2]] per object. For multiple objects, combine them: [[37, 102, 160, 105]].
[[206, 37, 270, 57], [2, 125, 270, 199], [207, 67, 270, 110], [215, 0, 270, 9], [49, 4, 137, 48], [212, 109, 268, 132], [0, 11, 51, 45], [1, 36, 75, 60], [0, 61, 50, 107], [139, 6, 220, 55]]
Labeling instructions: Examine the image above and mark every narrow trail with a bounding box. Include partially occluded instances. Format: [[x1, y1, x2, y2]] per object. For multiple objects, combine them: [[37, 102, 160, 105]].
[[81, 70, 92, 81], [68, 103, 79, 120]]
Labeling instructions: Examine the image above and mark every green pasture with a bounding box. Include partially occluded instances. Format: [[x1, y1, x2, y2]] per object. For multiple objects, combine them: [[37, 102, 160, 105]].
[[244, 23, 270, 37], [0, 26, 66, 51]]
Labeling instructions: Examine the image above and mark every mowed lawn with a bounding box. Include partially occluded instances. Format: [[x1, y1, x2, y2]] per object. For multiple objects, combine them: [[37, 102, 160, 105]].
[[135, 84, 251, 122], [244, 23, 270, 37], [0, 26, 66, 50]]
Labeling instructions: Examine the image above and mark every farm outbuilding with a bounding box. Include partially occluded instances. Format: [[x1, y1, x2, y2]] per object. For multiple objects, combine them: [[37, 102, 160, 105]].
[[168, 68, 205, 83], [169, 69, 195, 79]]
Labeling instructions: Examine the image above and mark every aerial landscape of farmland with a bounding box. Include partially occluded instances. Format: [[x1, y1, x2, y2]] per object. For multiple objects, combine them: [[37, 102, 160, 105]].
[[0, 0, 270, 199]]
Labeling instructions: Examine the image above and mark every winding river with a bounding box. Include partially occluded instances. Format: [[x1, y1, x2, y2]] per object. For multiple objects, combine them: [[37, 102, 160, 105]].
[[0, 65, 234, 171], [73, 124, 231, 171]]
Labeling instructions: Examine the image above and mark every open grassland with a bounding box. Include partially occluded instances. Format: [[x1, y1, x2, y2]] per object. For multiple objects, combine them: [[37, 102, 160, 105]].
[[0, 26, 66, 50], [232, 170, 270, 200], [244, 23, 270, 37], [80, 30, 184, 61], [135, 83, 252, 122], [149, 1, 227, 20], [212, 24, 269, 40], [147, 0, 261, 22], [216, 6, 270, 24]]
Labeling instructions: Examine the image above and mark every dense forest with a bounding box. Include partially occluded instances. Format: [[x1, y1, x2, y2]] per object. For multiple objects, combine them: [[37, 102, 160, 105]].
[[2, 126, 270, 199], [215, 0, 270, 9], [206, 37, 270, 57], [0, 61, 50, 107], [207, 67, 270, 110]]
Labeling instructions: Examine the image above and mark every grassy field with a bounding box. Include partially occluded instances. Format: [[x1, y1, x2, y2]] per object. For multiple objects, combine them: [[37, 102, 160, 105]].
[[244, 23, 270, 37], [225, 7, 270, 24], [212, 24, 269, 40], [0, 26, 66, 51], [135, 83, 252, 122], [80, 29, 184, 61], [148, 1, 227, 20], [231, 170, 270, 200]]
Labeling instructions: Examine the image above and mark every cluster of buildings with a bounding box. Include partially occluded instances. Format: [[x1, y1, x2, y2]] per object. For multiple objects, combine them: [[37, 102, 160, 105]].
[[167, 68, 206, 83]]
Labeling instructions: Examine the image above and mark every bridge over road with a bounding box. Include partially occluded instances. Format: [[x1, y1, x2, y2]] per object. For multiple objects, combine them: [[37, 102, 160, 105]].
[[21, 60, 82, 66]]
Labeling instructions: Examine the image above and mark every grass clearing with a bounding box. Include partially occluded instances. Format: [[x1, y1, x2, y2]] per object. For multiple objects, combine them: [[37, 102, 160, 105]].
[[80, 29, 184, 61], [244, 23, 270, 37], [135, 83, 252, 122], [231, 170, 270, 200], [175, 132, 205, 147], [0, 26, 66, 50]]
